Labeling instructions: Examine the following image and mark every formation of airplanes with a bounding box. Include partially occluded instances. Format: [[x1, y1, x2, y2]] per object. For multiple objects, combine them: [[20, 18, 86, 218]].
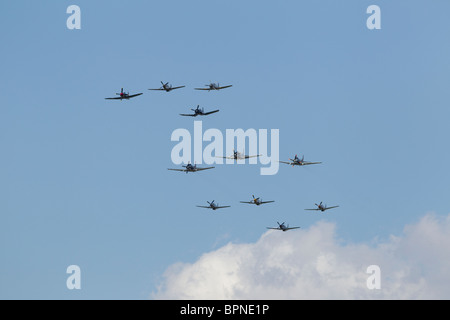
[[105, 81, 339, 231], [105, 81, 232, 100]]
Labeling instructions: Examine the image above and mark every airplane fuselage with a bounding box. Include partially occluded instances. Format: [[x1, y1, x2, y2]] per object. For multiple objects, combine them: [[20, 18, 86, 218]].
[[184, 165, 196, 172]]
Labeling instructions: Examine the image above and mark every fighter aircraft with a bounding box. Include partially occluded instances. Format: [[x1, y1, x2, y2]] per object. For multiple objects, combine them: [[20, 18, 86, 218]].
[[267, 222, 300, 232], [194, 82, 232, 91], [179, 105, 220, 117], [148, 81, 185, 92], [305, 202, 339, 212], [168, 162, 215, 173], [196, 200, 230, 211], [279, 154, 322, 167], [105, 88, 143, 100], [218, 150, 261, 161], [240, 195, 275, 206]]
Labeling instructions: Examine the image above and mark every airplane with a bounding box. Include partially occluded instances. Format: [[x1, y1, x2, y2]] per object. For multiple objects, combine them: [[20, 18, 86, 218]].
[[218, 149, 261, 161], [240, 195, 274, 206], [305, 202, 339, 212], [194, 82, 232, 91], [168, 162, 215, 173], [148, 81, 185, 92], [279, 154, 322, 167], [180, 105, 220, 117], [267, 222, 300, 232], [196, 200, 230, 211], [105, 88, 143, 100]]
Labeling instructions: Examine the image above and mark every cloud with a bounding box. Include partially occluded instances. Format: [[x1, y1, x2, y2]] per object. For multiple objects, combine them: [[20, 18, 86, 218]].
[[152, 213, 450, 299]]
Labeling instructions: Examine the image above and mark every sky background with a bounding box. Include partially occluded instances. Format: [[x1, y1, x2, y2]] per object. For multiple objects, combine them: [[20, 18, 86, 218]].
[[1, 0, 450, 299]]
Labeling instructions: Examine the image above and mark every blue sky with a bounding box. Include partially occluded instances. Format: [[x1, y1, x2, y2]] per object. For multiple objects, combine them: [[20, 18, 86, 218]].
[[1, 0, 450, 299]]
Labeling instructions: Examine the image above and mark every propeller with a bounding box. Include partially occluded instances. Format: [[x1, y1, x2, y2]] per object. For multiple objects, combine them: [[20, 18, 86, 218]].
[[277, 222, 285, 228], [182, 161, 191, 168]]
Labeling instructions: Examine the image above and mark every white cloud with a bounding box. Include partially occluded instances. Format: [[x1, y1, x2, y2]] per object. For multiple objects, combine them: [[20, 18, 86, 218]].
[[152, 213, 450, 299]]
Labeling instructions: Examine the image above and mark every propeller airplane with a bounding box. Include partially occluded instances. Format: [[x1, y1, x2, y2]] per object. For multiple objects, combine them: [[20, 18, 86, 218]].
[[240, 195, 275, 206], [196, 200, 230, 210], [267, 222, 300, 232], [105, 88, 143, 100], [305, 202, 339, 212]]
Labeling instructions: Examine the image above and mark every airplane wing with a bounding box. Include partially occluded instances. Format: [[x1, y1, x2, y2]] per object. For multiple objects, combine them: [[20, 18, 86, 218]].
[[325, 206, 339, 210], [128, 93, 143, 98], [216, 156, 235, 159], [303, 161, 322, 165], [148, 88, 165, 91], [260, 200, 275, 204], [240, 201, 254, 204], [194, 87, 211, 90], [105, 97, 122, 100], [195, 167, 215, 171], [218, 85, 233, 89], [196, 206, 211, 209], [179, 113, 196, 117], [245, 154, 261, 159], [168, 168, 187, 172], [171, 86, 185, 90], [305, 208, 320, 211], [279, 160, 294, 165], [215, 206, 231, 209], [202, 110, 220, 116], [266, 227, 280, 230]]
